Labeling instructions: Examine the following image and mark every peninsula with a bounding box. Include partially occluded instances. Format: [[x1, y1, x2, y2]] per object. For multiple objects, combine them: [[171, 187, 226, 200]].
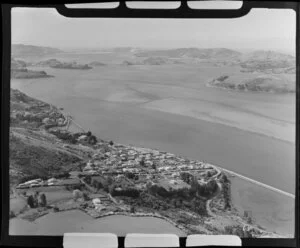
[[9, 89, 285, 238]]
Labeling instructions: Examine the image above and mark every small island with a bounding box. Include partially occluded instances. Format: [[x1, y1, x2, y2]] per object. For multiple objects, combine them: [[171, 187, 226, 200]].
[[88, 61, 106, 67], [36, 59, 92, 70], [208, 74, 295, 94]]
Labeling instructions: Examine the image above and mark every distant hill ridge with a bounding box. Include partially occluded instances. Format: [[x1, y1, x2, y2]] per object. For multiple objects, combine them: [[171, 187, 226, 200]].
[[12, 44, 63, 58], [135, 47, 242, 59], [135, 47, 295, 61]]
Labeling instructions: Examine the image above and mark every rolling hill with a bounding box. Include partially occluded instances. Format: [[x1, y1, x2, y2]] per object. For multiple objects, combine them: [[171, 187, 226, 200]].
[[12, 44, 63, 58]]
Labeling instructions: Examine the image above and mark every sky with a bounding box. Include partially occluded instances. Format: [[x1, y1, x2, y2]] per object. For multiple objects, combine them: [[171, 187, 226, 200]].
[[11, 5, 296, 54]]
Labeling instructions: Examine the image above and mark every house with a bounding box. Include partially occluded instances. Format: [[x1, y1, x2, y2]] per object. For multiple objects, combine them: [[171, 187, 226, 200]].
[[48, 178, 58, 183], [77, 135, 88, 142], [83, 164, 93, 171], [92, 198, 101, 205]]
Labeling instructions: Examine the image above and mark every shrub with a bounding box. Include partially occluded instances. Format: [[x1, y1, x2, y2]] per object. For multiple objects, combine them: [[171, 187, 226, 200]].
[[53, 206, 59, 212], [217, 75, 229, 82]]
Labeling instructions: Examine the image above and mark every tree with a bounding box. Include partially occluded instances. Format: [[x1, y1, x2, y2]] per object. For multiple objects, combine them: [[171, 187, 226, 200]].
[[39, 193, 47, 207], [180, 172, 193, 184], [247, 217, 253, 224], [107, 176, 113, 185], [82, 192, 90, 201], [27, 195, 35, 208], [223, 182, 231, 210], [84, 175, 92, 185], [73, 189, 82, 201], [130, 206, 135, 213], [219, 173, 229, 184], [189, 176, 199, 196], [33, 191, 39, 208], [88, 135, 97, 145], [205, 180, 218, 195], [92, 180, 103, 190], [139, 158, 145, 166], [125, 172, 135, 180]]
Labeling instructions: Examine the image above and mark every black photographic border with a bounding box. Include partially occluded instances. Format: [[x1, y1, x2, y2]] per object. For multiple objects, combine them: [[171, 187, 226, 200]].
[[1, 1, 299, 248]]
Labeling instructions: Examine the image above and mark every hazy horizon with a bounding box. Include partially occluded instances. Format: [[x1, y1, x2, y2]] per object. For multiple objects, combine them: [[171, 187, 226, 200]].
[[12, 7, 295, 55]]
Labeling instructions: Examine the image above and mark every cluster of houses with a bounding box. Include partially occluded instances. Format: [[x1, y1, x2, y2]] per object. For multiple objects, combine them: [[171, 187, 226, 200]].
[[80, 143, 219, 187]]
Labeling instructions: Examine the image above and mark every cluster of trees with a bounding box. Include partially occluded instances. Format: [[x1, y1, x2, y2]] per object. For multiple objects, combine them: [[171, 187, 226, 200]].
[[27, 192, 47, 208], [180, 172, 195, 184], [195, 179, 218, 198], [85, 131, 98, 145], [125, 172, 139, 181], [49, 130, 77, 144], [147, 184, 171, 198], [88, 176, 110, 192], [146, 183, 207, 215], [125, 192, 171, 211], [180, 172, 219, 198], [18, 114, 43, 123], [110, 187, 140, 198], [52, 171, 70, 179], [219, 174, 231, 210], [147, 179, 218, 200], [191, 198, 207, 215], [50, 130, 97, 145]]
